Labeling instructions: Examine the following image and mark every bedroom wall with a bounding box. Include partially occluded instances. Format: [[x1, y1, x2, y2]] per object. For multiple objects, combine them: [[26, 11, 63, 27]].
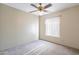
[[0, 4, 39, 50], [40, 5, 79, 49]]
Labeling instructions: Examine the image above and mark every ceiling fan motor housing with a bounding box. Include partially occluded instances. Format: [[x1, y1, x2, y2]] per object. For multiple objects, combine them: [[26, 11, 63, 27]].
[[38, 5, 44, 11]]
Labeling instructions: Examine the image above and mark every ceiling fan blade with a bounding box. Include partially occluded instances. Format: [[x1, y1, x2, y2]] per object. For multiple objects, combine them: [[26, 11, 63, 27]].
[[30, 4, 38, 8], [29, 10, 38, 13], [44, 4, 52, 9]]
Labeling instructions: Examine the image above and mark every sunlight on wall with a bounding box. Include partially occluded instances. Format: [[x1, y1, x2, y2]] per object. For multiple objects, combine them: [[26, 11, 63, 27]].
[[30, 23, 38, 35]]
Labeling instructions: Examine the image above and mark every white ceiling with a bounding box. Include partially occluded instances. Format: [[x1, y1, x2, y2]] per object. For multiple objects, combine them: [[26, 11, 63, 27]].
[[4, 3, 79, 16]]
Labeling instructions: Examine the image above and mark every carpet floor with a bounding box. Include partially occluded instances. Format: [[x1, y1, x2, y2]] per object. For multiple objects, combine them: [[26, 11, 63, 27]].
[[0, 40, 79, 55]]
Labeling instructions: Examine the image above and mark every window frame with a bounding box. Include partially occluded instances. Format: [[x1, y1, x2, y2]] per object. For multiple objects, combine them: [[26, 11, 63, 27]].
[[45, 16, 60, 38]]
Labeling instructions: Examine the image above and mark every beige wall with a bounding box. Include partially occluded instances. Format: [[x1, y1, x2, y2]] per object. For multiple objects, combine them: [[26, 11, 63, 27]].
[[40, 5, 79, 49], [0, 4, 39, 50]]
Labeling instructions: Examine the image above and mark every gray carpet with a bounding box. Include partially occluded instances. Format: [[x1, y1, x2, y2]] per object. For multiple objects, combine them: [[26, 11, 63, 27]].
[[0, 40, 79, 55]]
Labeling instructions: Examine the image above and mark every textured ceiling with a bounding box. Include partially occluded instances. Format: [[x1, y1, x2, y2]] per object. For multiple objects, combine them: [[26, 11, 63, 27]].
[[4, 3, 79, 16]]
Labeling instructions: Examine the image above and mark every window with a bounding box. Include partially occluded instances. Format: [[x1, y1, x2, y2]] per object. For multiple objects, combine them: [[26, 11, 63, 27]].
[[45, 17, 60, 37]]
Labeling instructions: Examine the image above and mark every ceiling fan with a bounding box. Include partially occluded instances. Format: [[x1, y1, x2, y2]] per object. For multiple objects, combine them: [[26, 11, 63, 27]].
[[30, 3, 52, 13]]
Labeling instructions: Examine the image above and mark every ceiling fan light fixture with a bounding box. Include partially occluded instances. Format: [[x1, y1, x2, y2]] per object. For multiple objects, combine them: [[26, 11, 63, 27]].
[[37, 11, 47, 15]]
